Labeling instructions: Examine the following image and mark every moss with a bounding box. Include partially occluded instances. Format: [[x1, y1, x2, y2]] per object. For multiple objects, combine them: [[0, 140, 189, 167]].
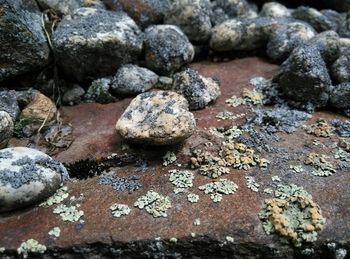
[[199, 179, 238, 202], [187, 193, 199, 203], [134, 190, 171, 218], [17, 239, 47, 258], [48, 227, 61, 238], [110, 203, 131, 218], [245, 176, 260, 192], [13, 118, 34, 138], [53, 204, 84, 222], [162, 151, 177, 166], [169, 169, 194, 193], [305, 119, 334, 137], [40, 186, 69, 207], [305, 152, 336, 177]]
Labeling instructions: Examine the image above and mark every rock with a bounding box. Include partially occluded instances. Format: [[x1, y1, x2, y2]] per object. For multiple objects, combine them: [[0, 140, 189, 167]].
[[0, 0, 50, 81], [62, 84, 86, 106], [214, 0, 251, 19], [209, 19, 243, 51], [0, 90, 20, 121], [116, 91, 196, 145], [164, 0, 212, 43], [0, 147, 68, 212], [155, 76, 173, 90], [339, 18, 350, 39], [308, 30, 340, 65], [53, 8, 143, 82], [0, 111, 14, 149], [273, 45, 331, 107], [259, 2, 291, 18], [330, 83, 350, 109], [321, 9, 345, 31], [266, 21, 316, 62], [210, 7, 229, 26], [85, 78, 116, 103], [144, 25, 194, 75], [36, 0, 81, 15], [110, 64, 158, 95], [103, 0, 170, 28], [331, 53, 350, 83], [172, 68, 221, 110]]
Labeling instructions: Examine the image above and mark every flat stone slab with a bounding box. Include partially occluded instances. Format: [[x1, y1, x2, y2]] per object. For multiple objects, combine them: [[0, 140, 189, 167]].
[[1, 57, 349, 258]]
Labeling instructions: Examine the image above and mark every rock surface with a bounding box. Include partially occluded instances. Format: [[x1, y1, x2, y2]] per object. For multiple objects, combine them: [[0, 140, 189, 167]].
[[0, 90, 20, 121], [116, 91, 196, 145], [0, 111, 14, 149], [0, 147, 68, 212], [53, 8, 143, 82], [36, 0, 82, 15], [259, 2, 291, 18], [62, 84, 86, 106], [331, 52, 350, 84], [85, 78, 116, 103], [330, 83, 350, 109]]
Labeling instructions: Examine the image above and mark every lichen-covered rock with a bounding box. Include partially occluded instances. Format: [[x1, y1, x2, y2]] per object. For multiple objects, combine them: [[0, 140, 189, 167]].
[[308, 30, 340, 64], [164, 0, 212, 43], [210, 7, 229, 26], [0, 90, 20, 121], [0, 147, 69, 212], [62, 84, 86, 105], [36, 0, 81, 15], [0, 111, 14, 149], [53, 8, 143, 82], [103, 0, 170, 28], [85, 78, 116, 103], [331, 52, 350, 83], [266, 21, 316, 62], [0, 0, 50, 81], [110, 64, 158, 95], [339, 18, 350, 38], [144, 25, 194, 75], [172, 68, 220, 110], [273, 45, 331, 107], [259, 2, 291, 18], [116, 91, 196, 145], [213, 0, 251, 19], [209, 19, 243, 51], [330, 83, 350, 109]]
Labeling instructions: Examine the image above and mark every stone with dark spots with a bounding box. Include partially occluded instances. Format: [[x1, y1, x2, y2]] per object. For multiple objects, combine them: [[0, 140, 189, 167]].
[[0, 111, 13, 149], [144, 25, 194, 76], [213, 0, 252, 19], [331, 52, 350, 84], [116, 91, 196, 145], [110, 64, 158, 95], [53, 8, 143, 82], [273, 45, 331, 107], [338, 18, 350, 38], [0, 0, 50, 81], [330, 83, 350, 110], [210, 7, 229, 26], [0, 90, 20, 121], [164, 0, 212, 43], [259, 2, 291, 18], [172, 68, 220, 110], [85, 78, 116, 104]]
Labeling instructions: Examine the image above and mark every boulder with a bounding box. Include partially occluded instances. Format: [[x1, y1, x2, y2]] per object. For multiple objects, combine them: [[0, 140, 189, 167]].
[[330, 83, 350, 109], [0, 111, 14, 149]]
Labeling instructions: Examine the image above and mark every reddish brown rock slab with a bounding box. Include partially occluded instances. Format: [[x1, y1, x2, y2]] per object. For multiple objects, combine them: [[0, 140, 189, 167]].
[[1, 57, 350, 258]]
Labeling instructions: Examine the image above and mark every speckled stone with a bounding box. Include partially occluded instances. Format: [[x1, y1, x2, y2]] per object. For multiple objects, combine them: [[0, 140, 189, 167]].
[[0, 111, 14, 149], [0, 147, 69, 212], [331, 52, 350, 84], [116, 91, 196, 145], [172, 68, 220, 110], [259, 2, 291, 18], [53, 8, 143, 82], [110, 64, 159, 95], [144, 25, 194, 76], [0, 90, 20, 121], [62, 84, 86, 106], [164, 0, 212, 43], [36, 0, 81, 15], [213, 0, 252, 19], [330, 83, 350, 109], [307, 30, 340, 64]]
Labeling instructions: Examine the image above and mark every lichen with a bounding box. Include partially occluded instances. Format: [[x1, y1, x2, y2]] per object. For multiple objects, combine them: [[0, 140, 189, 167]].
[[99, 174, 141, 193], [216, 111, 245, 121], [0, 247, 5, 253], [264, 188, 274, 194], [225, 95, 246, 107], [162, 151, 177, 166], [290, 165, 304, 173], [193, 218, 201, 226], [53, 204, 84, 222], [272, 175, 281, 182], [245, 176, 260, 192], [40, 186, 69, 207], [241, 88, 264, 105], [134, 190, 171, 218], [304, 152, 336, 177], [110, 203, 131, 218], [334, 139, 350, 162], [225, 236, 234, 243], [17, 239, 47, 258], [198, 179, 238, 202], [209, 126, 243, 140], [169, 237, 178, 243], [48, 227, 61, 238], [187, 193, 199, 203], [305, 119, 334, 137], [169, 169, 194, 193]]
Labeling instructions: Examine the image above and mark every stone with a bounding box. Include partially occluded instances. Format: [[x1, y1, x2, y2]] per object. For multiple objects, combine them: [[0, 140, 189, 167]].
[[266, 21, 316, 62], [53, 8, 143, 82], [62, 84, 86, 106], [0, 0, 50, 81], [0, 90, 20, 121], [103, 0, 170, 28], [259, 2, 291, 18], [210, 7, 229, 26], [339, 19, 350, 38], [164, 0, 212, 43], [213, 0, 251, 19], [116, 91, 196, 145], [0, 147, 68, 212], [172, 68, 221, 110], [36, 0, 81, 15], [331, 52, 350, 84], [110, 64, 158, 95], [0, 111, 14, 149], [85, 78, 116, 103], [144, 25, 194, 75], [330, 83, 350, 110], [273, 45, 331, 107]]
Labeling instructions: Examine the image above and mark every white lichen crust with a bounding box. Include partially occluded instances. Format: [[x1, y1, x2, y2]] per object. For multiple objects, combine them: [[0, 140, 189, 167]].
[[110, 203, 131, 218], [199, 179, 238, 202], [17, 239, 47, 258], [134, 190, 171, 218]]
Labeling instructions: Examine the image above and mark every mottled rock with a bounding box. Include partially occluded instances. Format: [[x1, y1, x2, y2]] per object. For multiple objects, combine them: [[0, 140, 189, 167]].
[[85, 78, 116, 103], [273, 45, 331, 107], [165, 0, 212, 43], [330, 83, 350, 109], [332, 52, 350, 84], [260, 2, 291, 18], [266, 21, 316, 62], [53, 8, 143, 82], [0, 0, 50, 81], [110, 64, 158, 95], [172, 68, 220, 110], [116, 91, 196, 145], [308, 30, 340, 64], [0, 90, 20, 121], [62, 85, 86, 106], [36, 0, 81, 15], [0, 111, 14, 149], [339, 18, 350, 38], [210, 7, 229, 26], [155, 76, 173, 90], [214, 0, 251, 18], [209, 19, 243, 51], [0, 147, 68, 212], [103, 0, 170, 28], [144, 25, 194, 75]]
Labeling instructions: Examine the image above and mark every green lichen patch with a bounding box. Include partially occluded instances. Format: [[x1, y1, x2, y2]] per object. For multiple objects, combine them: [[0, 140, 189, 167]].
[[53, 204, 84, 222], [169, 169, 194, 193], [305, 152, 336, 177], [272, 175, 281, 182], [134, 190, 171, 218], [209, 126, 243, 140], [40, 186, 69, 207], [263, 188, 274, 194], [199, 179, 238, 202], [305, 119, 334, 137], [162, 151, 177, 166], [241, 88, 264, 105], [216, 111, 245, 121], [225, 95, 246, 107], [110, 203, 131, 218], [245, 176, 260, 192], [290, 165, 304, 173], [48, 227, 61, 238], [17, 239, 47, 258], [187, 193, 199, 203]]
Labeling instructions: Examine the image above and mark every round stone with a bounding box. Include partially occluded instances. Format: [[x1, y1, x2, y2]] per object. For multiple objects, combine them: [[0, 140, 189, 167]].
[[0, 111, 14, 149]]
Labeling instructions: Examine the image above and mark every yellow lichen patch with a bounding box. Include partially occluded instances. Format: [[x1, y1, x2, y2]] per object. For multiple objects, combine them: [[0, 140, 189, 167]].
[[241, 88, 264, 105], [338, 138, 350, 152], [305, 119, 334, 137], [304, 152, 336, 176]]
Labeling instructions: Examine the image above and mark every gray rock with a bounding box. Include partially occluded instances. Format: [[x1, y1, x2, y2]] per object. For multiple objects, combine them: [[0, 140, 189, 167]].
[[321, 9, 345, 31], [210, 7, 229, 26], [273, 45, 331, 107], [214, 0, 251, 19], [0, 90, 20, 121], [331, 52, 350, 83], [85, 78, 116, 103], [111, 64, 158, 95], [155, 76, 173, 90], [266, 21, 316, 62], [172, 68, 221, 110], [330, 83, 350, 109], [0, 0, 50, 81], [308, 30, 340, 65], [339, 19, 350, 38], [53, 8, 143, 82], [144, 25, 194, 75], [116, 91, 196, 145], [0, 147, 69, 212], [209, 19, 243, 51], [62, 84, 86, 105], [259, 2, 291, 18], [36, 0, 81, 15], [0, 111, 14, 149], [165, 0, 212, 43]]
